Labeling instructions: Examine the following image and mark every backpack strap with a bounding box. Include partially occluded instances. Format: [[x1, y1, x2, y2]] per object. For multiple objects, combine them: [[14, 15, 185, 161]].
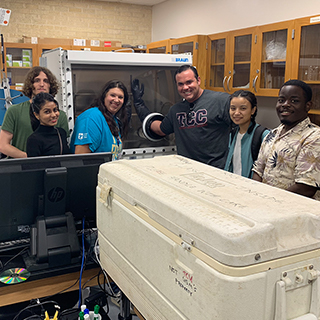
[[251, 125, 268, 162], [229, 124, 238, 145]]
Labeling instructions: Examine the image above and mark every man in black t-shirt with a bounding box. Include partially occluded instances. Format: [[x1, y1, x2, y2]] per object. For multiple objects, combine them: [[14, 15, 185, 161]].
[[132, 65, 231, 169]]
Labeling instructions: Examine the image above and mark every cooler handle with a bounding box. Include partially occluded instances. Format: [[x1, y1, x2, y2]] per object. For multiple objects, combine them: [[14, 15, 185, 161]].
[[274, 270, 320, 320]]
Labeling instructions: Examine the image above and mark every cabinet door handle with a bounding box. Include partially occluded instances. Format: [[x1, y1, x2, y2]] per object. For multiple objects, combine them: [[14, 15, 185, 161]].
[[222, 76, 227, 92], [227, 76, 231, 92], [253, 75, 258, 93]]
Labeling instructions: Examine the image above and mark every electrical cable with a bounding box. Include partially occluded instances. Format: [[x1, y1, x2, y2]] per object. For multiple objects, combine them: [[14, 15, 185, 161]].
[[21, 315, 42, 320], [85, 228, 97, 264], [0, 247, 28, 272], [39, 277, 80, 302], [94, 237, 117, 298], [78, 217, 86, 308], [92, 238, 123, 317], [81, 272, 99, 290], [97, 269, 110, 315], [40, 224, 96, 305], [57, 307, 80, 319], [13, 300, 59, 320]]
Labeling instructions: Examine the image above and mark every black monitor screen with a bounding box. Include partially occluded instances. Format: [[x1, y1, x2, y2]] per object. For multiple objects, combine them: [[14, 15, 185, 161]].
[[0, 152, 112, 244]]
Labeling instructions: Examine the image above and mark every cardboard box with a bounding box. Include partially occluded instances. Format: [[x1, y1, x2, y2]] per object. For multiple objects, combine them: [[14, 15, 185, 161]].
[[6, 54, 12, 61], [12, 60, 23, 67], [6, 60, 12, 67], [102, 40, 122, 48], [23, 61, 32, 67], [22, 49, 32, 56], [22, 36, 38, 44], [23, 56, 31, 62], [15, 83, 24, 90], [38, 37, 72, 46]]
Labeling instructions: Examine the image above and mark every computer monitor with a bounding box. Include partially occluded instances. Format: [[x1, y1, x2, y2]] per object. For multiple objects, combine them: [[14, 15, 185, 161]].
[[0, 152, 112, 249]]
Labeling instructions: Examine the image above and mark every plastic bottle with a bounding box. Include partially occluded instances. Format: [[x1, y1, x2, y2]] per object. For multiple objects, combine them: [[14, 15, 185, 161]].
[[93, 305, 100, 320], [78, 311, 85, 320], [83, 308, 90, 319], [80, 305, 87, 312]]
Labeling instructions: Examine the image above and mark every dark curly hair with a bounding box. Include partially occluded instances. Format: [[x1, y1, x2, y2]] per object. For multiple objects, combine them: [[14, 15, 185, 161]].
[[22, 66, 59, 98], [90, 80, 129, 138]]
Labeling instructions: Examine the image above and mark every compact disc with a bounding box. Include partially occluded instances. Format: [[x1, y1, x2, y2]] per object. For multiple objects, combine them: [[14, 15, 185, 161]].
[[0, 268, 30, 284]]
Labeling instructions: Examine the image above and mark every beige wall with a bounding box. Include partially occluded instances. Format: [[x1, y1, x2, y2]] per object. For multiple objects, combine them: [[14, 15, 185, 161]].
[[152, 0, 320, 41], [1, 0, 152, 46]]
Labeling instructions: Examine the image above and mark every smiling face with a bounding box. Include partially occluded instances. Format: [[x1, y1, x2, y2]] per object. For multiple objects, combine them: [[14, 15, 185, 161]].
[[175, 69, 203, 103], [276, 85, 311, 132], [104, 87, 125, 115], [35, 101, 60, 126], [32, 71, 50, 97], [230, 97, 256, 132]]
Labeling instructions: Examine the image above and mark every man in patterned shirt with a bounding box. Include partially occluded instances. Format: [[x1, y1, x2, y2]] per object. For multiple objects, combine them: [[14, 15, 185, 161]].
[[252, 79, 320, 200]]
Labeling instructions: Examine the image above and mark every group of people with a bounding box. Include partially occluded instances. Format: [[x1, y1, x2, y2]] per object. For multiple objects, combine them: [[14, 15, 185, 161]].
[[131, 65, 320, 201], [0, 66, 129, 160], [0, 65, 319, 200]]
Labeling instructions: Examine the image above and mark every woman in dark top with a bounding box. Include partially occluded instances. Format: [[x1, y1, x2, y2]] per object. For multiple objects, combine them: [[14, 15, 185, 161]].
[[27, 92, 69, 157]]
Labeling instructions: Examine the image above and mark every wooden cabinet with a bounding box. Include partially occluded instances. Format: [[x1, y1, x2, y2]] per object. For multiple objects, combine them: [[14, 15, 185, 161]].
[[147, 35, 208, 88], [4, 43, 37, 90], [206, 31, 228, 91], [291, 15, 320, 125], [207, 27, 255, 93], [146, 15, 320, 124], [252, 21, 294, 96], [37, 43, 73, 60], [3, 42, 139, 91], [147, 39, 170, 54], [170, 35, 208, 89], [170, 35, 207, 89], [207, 23, 294, 96]]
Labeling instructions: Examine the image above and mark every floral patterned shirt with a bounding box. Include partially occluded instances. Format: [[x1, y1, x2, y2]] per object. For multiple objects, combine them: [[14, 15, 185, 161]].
[[252, 117, 320, 200]]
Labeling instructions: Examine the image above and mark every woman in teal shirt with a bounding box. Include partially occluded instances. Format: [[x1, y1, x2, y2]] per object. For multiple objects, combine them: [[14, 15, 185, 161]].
[[70, 80, 129, 160], [224, 90, 270, 178]]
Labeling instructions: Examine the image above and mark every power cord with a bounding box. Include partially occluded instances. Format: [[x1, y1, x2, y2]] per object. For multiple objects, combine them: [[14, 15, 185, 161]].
[[13, 300, 59, 320], [78, 217, 86, 308], [0, 247, 28, 272]]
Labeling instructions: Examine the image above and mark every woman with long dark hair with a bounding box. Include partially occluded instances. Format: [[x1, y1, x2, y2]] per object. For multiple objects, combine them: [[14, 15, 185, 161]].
[[70, 80, 129, 160]]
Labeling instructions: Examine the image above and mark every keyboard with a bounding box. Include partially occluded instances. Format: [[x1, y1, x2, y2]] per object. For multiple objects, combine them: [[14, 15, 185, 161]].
[[0, 238, 30, 252]]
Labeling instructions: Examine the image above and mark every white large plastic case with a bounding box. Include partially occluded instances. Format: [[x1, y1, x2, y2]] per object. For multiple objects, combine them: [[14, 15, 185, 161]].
[[97, 155, 320, 320]]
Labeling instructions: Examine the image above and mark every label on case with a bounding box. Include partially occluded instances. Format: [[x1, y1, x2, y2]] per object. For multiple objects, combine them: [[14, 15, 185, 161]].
[[310, 16, 320, 23]]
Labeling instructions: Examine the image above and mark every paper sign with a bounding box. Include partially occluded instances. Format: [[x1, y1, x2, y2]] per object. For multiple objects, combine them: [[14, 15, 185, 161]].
[[91, 40, 100, 47], [310, 16, 320, 23], [73, 39, 86, 46], [0, 8, 11, 26]]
